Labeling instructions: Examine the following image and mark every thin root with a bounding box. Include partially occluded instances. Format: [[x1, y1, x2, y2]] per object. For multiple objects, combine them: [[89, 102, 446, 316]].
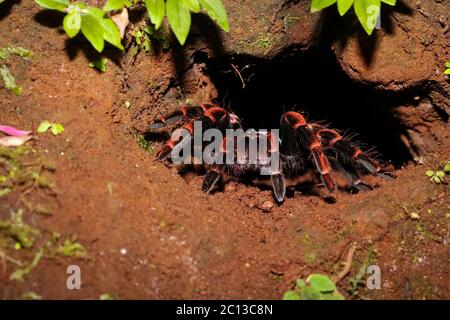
[[333, 242, 357, 284]]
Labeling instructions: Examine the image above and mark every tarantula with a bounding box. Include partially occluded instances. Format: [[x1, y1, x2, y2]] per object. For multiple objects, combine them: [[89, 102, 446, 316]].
[[148, 104, 394, 203]]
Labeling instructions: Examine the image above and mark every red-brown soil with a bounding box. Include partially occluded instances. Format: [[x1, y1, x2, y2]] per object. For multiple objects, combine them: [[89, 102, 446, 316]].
[[0, 1, 449, 299]]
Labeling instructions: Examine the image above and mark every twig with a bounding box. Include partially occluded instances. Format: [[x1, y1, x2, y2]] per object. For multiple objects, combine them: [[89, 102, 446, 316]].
[[333, 242, 357, 284], [0, 250, 23, 266], [230, 63, 246, 89]]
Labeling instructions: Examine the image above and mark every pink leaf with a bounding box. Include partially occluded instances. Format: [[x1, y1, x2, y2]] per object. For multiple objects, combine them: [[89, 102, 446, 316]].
[[0, 136, 33, 147], [0, 125, 31, 137]]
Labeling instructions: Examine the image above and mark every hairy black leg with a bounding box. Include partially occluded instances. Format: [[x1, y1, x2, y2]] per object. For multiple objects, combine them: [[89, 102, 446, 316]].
[[331, 159, 373, 192], [316, 128, 395, 181], [149, 105, 206, 130]]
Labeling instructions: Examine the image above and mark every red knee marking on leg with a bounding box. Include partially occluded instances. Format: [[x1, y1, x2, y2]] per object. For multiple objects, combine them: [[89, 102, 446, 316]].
[[200, 103, 215, 111], [352, 149, 362, 159], [180, 105, 190, 116], [319, 129, 342, 146], [166, 138, 177, 149], [156, 143, 174, 159], [182, 122, 194, 135], [309, 141, 322, 150], [282, 111, 307, 129], [204, 107, 227, 123]]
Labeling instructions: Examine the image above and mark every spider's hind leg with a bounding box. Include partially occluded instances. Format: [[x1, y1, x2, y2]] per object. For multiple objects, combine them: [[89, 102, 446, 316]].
[[331, 158, 373, 192], [317, 128, 395, 181]]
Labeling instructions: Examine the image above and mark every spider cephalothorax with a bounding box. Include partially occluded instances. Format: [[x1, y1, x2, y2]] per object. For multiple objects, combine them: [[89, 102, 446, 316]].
[[148, 105, 394, 204]]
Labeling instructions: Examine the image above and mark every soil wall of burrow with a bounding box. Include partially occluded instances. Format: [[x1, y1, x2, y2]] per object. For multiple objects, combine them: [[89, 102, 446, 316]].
[[113, 0, 450, 169]]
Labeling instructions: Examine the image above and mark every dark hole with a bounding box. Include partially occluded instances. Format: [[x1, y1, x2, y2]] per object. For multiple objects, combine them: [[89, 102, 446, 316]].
[[205, 45, 417, 167]]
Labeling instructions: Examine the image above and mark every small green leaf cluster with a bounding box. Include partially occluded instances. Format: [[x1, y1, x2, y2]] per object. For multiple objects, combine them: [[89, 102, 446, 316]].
[[89, 58, 108, 72], [425, 162, 449, 184], [0, 46, 33, 95], [0, 65, 22, 95], [133, 26, 153, 53], [310, 0, 396, 35], [445, 62, 450, 75], [283, 274, 344, 300], [37, 121, 65, 136], [34, 0, 124, 52]]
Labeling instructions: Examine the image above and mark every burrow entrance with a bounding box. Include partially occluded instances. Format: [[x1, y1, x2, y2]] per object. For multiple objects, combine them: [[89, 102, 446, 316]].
[[194, 45, 427, 167]]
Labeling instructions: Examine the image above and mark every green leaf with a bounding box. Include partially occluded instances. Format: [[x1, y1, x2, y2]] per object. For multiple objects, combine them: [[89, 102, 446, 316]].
[[282, 290, 301, 300], [37, 121, 64, 135], [446, 61, 450, 68], [103, 0, 131, 12], [326, 291, 345, 300], [445, 68, 450, 75], [444, 163, 450, 172], [181, 0, 200, 13], [296, 279, 306, 288], [337, 0, 354, 15], [86, 6, 106, 19], [81, 9, 105, 52], [307, 274, 337, 293], [433, 176, 441, 184], [63, 11, 81, 38], [101, 18, 124, 50], [145, 0, 165, 30], [0, 65, 22, 95], [435, 171, 445, 178], [311, 0, 338, 13], [425, 170, 435, 178], [199, 0, 229, 32], [37, 121, 52, 133], [300, 286, 322, 300], [89, 58, 108, 72], [381, 0, 396, 5], [34, 0, 70, 12], [166, 0, 191, 45], [354, 0, 381, 35], [50, 123, 64, 136]]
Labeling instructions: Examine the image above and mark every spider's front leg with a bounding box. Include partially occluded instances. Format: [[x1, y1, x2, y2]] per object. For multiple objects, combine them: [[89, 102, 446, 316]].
[[148, 103, 215, 130], [149, 105, 235, 161], [280, 112, 336, 194]]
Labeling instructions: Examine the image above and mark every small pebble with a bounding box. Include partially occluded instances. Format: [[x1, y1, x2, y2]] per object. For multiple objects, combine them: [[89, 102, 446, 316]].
[[120, 248, 127, 255], [259, 200, 274, 213]]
